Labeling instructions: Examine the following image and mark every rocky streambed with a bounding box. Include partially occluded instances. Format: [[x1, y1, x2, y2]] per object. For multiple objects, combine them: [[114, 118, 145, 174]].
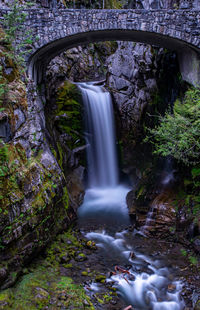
[[0, 223, 199, 310]]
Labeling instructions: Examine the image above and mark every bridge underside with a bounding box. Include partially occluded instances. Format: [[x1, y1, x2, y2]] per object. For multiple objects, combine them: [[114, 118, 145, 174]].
[[28, 29, 200, 87]]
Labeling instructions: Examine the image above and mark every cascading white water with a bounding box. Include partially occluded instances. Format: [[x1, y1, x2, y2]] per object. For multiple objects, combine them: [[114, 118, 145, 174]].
[[77, 82, 184, 309], [85, 230, 185, 310], [78, 82, 130, 226], [79, 82, 118, 188]]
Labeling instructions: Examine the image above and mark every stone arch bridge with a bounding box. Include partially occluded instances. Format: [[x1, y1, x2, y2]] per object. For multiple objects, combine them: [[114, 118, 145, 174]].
[[1, 8, 200, 85]]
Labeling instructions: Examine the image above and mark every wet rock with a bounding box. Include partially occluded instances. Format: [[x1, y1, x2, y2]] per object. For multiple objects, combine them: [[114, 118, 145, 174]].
[[126, 190, 136, 219], [167, 284, 176, 292], [34, 287, 50, 306], [1, 270, 21, 289], [85, 240, 97, 250], [195, 299, 200, 310], [60, 254, 70, 264], [0, 268, 7, 285], [193, 237, 200, 254], [106, 42, 175, 151], [95, 274, 106, 283], [75, 253, 87, 262], [14, 109, 25, 131], [58, 290, 67, 300], [46, 42, 117, 91], [193, 291, 200, 309], [0, 114, 11, 142], [66, 166, 85, 212], [129, 252, 136, 260], [137, 190, 177, 236]]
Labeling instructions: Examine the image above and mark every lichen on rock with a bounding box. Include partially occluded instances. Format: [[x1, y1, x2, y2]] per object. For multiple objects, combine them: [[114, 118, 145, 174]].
[[0, 27, 78, 289]]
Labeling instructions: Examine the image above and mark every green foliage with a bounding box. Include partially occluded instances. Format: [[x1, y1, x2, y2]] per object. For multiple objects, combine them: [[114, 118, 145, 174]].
[[188, 255, 198, 266], [191, 167, 200, 178], [0, 64, 9, 105], [0, 140, 9, 177], [62, 186, 69, 210], [56, 81, 83, 149], [180, 249, 198, 266], [0, 1, 33, 105], [2, 0, 33, 70], [180, 248, 187, 257], [145, 87, 200, 166]]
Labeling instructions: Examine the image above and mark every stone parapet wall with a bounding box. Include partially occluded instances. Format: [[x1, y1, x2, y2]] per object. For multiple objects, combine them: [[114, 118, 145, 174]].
[[0, 9, 200, 52]]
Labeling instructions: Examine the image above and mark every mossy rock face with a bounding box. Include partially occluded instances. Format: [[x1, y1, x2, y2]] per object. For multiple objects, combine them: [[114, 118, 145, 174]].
[[0, 129, 73, 289], [2, 55, 18, 83], [94, 41, 118, 57], [0, 291, 13, 309], [0, 39, 75, 286], [33, 287, 50, 309], [55, 80, 84, 150], [0, 16, 84, 294], [0, 228, 95, 310]]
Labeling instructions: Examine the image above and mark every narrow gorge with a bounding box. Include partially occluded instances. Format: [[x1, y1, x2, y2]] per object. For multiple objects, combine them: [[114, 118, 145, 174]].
[[0, 0, 200, 309]]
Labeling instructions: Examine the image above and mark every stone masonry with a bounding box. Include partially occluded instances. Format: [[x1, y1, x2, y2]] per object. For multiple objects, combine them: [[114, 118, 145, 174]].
[[0, 8, 200, 84]]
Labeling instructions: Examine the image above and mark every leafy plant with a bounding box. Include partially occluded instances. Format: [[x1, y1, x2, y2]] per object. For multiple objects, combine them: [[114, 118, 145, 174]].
[[0, 140, 9, 178], [0, 1, 33, 105], [2, 0, 33, 71], [188, 255, 198, 266], [0, 65, 9, 105], [180, 248, 187, 257], [145, 87, 200, 166]]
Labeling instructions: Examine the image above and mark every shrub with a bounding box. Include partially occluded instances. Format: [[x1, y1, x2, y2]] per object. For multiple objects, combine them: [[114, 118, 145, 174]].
[[145, 87, 200, 166]]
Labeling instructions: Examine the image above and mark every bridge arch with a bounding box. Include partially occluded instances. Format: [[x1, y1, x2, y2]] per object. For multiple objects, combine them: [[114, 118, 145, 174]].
[[17, 9, 200, 86], [28, 29, 200, 87]]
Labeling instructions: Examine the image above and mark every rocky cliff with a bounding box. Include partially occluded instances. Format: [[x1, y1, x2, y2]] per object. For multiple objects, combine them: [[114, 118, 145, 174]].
[[0, 34, 120, 287], [0, 29, 82, 288]]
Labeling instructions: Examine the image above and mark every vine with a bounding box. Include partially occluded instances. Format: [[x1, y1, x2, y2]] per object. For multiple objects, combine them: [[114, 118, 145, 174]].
[[0, 0, 33, 105]]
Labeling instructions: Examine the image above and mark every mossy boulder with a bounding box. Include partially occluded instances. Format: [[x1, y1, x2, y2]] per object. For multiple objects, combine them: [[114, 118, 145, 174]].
[[0, 291, 12, 309]]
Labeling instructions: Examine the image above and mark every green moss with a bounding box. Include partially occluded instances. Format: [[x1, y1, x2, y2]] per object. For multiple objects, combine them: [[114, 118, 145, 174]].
[[103, 294, 112, 302], [86, 240, 97, 250], [64, 263, 73, 268], [95, 274, 106, 283], [0, 228, 95, 310], [136, 185, 145, 199], [62, 186, 69, 210], [0, 291, 13, 309], [1, 267, 94, 309], [150, 91, 161, 106], [45, 228, 83, 268], [0, 142, 27, 209], [56, 141, 63, 168], [55, 80, 84, 150]]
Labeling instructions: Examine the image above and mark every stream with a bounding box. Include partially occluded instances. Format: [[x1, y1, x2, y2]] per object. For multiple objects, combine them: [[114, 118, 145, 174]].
[[77, 82, 186, 309], [0, 82, 198, 309]]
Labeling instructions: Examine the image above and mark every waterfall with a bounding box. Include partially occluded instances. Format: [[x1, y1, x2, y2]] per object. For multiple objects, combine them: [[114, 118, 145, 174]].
[[77, 82, 184, 309], [79, 82, 118, 188], [78, 82, 130, 227]]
